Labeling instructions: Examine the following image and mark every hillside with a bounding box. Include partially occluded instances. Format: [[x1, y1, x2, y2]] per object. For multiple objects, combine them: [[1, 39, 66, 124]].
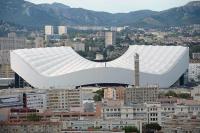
[[0, 0, 199, 28]]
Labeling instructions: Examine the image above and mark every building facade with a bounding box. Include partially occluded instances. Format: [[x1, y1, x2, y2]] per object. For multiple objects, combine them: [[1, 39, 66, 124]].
[[45, 25, 54, 35], [26, 92, 47, 112], [47, 89, 81, 111], [189, 59, 200, 82], [105, 31, 116, 47], [0, 33, 30, 78], [124, 86, 159, 105], [58, 26, 67, 35]]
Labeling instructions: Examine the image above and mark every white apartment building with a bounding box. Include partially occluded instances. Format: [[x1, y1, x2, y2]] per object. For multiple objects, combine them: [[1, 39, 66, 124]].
[[64, 119, 142, 132], [45, 25, 54, 35], [102, 102, 162, 125], [26, 91, 47, 112], [58, 26, 67, 35], [102, 101, 200, 126], [189, 60, 200, 82]]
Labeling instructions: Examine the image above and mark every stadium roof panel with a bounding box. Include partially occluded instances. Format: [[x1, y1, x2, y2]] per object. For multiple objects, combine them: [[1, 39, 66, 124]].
[[11, 45, 189, 89]]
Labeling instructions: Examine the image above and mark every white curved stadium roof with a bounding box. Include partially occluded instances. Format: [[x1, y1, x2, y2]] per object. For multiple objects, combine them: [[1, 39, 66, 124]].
[[11, 45, 189, 89]]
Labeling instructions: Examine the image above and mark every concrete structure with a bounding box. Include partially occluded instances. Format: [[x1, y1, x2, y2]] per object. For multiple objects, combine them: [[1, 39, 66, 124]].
[[72, 42, 85, 52], [0, 94, 23, 108], [189, 59, 200, 82], [104, 87, 125, 101], [58, 26, 67, 35], [47, 89, 81, 111], [95, 53, 104, 60], [35, 37, 44, 48], [26, 92, 47, 112], [191, 86, 200, 101], [105, 31, 116, 47], [124, 86, 159, 105], [134, 53, 140, 87], [80, 87, 101, 101], [10, 45, 189, 89], [0, 88, 47, 110], [102, 102, 162, 125], [0, 121, 62, 133], [45, 25, 54, 35], [163, 113, 200, 133], [0, 33, 29, 78], [192, 53, 200, 60]]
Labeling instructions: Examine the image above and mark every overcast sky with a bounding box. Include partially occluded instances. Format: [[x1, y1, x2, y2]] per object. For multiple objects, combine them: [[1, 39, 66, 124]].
[[27, 0, 195, 13]]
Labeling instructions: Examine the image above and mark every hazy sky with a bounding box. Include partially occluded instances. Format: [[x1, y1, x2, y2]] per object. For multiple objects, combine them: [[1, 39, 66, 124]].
[[27, 0, 195, 13]]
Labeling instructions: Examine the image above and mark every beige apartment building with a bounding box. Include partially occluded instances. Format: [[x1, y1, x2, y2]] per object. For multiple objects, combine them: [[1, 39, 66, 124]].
[[0, 33, 32, 78], [105, 31, 116, 47], [58, 26, 67, 35], [104, 87, 125, 101], [125, 86, 159, 105], [47, 89, 81, 111]]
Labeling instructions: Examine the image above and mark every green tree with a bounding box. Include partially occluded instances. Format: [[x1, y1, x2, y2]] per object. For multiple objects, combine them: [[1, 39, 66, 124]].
[[123, 126, 139, 133], [165, 90, 177, 97], [178, 93, 191, 99], [93, 89, 104, 102], [145, 123, 161, 132], [27, 113, 41, 121]]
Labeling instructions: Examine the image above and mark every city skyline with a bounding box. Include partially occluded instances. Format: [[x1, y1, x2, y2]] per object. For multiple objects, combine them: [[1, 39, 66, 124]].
[[27, 0, 194, 13]]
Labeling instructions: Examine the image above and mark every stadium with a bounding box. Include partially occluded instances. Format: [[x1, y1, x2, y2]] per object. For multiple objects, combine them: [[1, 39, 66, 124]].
[[10, 45, 189, 89]]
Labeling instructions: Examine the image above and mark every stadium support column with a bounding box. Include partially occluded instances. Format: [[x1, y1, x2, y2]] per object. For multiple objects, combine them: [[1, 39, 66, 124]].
[[134, 53, 140, 87]]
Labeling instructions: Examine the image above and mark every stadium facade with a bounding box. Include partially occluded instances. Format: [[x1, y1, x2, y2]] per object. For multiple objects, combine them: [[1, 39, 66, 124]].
[[10, 45, 189, 89]]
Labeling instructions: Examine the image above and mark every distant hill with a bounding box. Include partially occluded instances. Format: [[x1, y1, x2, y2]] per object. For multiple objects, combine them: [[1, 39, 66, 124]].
[[0, 0, 199, 28]]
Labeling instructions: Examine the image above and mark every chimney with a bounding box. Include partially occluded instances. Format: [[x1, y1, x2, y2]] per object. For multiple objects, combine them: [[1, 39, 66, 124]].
[[134, 53, 140, 87]]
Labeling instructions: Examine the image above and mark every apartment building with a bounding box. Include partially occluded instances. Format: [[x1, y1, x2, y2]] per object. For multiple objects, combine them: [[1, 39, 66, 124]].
[[26, 92, 47, 112], [47, 89, 81, 111], [58, 26, 67, 35], [102, 102, 162, 125], [0, 33, 31, 78], [104, 87, 125, 101], [0, 121, 62, 133], [189, 59, 200, 82], [163, 113, 200, 133], [105, 31, 116, 47], [124, 86, 159, 105]]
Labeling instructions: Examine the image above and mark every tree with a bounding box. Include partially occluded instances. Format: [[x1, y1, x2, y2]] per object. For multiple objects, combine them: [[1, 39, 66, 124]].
[[93, 89, 104, 102], [178, 93, 191, 99], [145, 123, 161, 132], [165, 90, 177, 97], [27, 113, 41, 121], [123, 126, 139, 133]]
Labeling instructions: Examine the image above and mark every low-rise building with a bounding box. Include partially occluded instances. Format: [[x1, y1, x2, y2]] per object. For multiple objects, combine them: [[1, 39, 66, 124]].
[[163, 113, 200, 133], [191, 86, 200, 101], [0, 121, 62, 133]]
